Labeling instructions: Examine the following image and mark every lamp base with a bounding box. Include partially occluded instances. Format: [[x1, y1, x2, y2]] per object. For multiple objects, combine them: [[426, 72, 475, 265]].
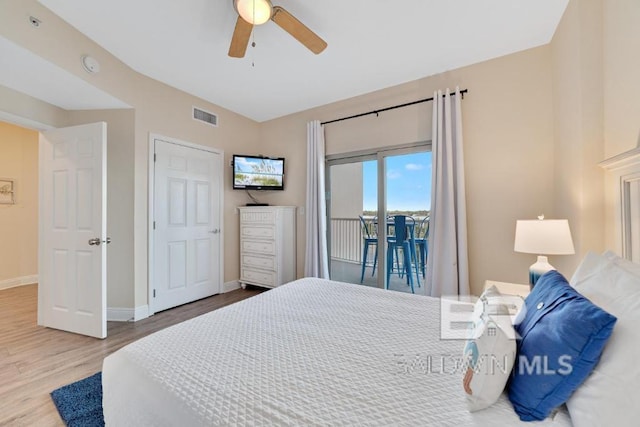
[[529, 255, 555, 288]]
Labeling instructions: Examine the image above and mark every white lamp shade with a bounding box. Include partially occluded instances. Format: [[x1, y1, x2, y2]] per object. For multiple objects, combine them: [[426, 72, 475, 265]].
[[235, 0, 273, 25], [514, 219, 575, 255]]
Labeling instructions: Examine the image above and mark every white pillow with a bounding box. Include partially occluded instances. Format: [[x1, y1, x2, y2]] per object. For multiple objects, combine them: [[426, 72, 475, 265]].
[[569, 251, 610, 285], [567, 253, 640, 426], [602, 250, 640, 278], [463, 286, 516, 412]]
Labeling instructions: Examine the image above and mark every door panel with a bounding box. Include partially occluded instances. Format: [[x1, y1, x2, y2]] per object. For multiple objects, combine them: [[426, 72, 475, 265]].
[[195, 182, 210, 224], [153, 139, 222, 312], [39, 122, 107, 338], [195, 238, 212, 282]]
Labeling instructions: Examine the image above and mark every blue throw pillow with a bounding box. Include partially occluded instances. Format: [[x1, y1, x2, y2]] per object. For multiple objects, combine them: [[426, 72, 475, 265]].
[[508, 270, 617, 421]]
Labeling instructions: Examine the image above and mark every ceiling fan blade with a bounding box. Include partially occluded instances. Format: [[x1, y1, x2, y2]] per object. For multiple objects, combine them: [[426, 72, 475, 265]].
[[228, 16, 253, 58], [271, 6, 327, 54]]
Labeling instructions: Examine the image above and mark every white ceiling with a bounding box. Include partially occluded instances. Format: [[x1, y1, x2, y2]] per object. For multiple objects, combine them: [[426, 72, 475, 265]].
[[13, 0, 568, 122]]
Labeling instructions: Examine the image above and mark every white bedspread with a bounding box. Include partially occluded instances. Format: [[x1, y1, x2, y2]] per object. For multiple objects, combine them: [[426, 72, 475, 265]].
[[103, 278, 572, 426]]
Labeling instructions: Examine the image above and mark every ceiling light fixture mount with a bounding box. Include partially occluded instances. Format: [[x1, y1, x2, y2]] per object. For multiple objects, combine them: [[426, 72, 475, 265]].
[[234, 0, 273, 25]]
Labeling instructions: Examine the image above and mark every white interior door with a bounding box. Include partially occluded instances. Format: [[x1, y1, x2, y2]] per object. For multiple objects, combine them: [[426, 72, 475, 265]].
[[38, 122, 107, 339], [153, 138, 222, 313]]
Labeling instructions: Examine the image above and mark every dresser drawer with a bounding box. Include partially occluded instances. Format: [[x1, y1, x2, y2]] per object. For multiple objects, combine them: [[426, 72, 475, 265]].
[[241, 268, 275, 287], [242, 254, 276, 270], [242, 240, 275, 255], [241, 225, 275, 240], [240, 210, 275, 224]]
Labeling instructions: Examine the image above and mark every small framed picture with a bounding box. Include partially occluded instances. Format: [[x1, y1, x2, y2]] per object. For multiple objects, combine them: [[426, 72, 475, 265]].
[[0, 179, 15, 204]]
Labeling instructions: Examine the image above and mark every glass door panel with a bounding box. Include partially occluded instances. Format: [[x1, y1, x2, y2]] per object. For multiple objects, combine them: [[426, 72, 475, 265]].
[[327, 160, 378, 286], [383, 151, 430, 295]]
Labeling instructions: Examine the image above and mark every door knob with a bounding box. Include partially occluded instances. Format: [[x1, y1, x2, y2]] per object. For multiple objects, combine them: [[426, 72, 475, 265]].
[[209, 229, 220, 234], [88, 238, 101, 246], [103, 237, 112, 244]]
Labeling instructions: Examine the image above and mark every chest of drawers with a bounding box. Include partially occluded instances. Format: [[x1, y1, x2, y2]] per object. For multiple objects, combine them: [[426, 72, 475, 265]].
[[238, 206, 296, 289]]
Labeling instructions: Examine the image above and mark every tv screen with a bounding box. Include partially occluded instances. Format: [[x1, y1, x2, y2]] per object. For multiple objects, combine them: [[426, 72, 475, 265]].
[[233, 155, 285, 190]]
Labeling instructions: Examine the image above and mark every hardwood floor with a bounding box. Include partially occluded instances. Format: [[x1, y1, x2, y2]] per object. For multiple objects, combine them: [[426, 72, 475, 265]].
[[0, 284, 264, 426]]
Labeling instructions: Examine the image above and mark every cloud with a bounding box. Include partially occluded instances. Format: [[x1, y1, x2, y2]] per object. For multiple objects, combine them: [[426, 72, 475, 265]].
[[405, 163, 424, 171], [387, 170, 402, 180]]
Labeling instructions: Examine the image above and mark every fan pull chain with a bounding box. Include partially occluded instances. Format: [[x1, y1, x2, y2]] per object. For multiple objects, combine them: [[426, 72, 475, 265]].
[[251, 31, 256, 67], [251, 0, 256, 67], [251, 37, 255, 67]]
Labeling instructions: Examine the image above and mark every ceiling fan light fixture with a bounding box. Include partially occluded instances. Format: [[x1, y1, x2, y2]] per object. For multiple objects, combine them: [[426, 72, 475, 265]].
[[234, 0, 273, 25]]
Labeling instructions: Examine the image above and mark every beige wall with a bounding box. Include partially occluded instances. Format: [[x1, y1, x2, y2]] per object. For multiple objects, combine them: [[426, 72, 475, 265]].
[[601, 0, 640, 252], [0, 84, 68, 129], [551, 0, 640, 269], [262, 46, 556, 294], [550, 0, 605, 276], [603, 0, 640, 157], [0, 121, 38, 287]]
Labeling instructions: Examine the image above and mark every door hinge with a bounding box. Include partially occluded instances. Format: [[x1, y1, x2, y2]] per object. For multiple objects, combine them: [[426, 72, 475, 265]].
[[153, 289, 156, 298], [153, 221, 156, 230], [154, 153, 157, 162]]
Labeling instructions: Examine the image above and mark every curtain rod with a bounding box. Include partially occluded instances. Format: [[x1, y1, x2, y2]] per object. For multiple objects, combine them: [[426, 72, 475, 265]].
[[321, 89, 468, 126]]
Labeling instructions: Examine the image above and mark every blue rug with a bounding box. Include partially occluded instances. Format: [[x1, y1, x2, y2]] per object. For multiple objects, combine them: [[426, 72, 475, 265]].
[[50, 372, 104, 427]]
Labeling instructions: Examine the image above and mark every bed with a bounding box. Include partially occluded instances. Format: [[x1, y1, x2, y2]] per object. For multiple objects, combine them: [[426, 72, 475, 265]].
[[103, 278, 573, 426], [104, 146, 640, 425]]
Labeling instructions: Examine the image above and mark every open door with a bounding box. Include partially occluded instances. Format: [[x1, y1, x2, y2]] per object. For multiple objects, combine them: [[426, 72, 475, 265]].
[[38, 122, 107, 339]]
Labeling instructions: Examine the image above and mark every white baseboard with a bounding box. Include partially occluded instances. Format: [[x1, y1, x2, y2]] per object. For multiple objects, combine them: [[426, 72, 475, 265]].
[[223, 280, 241, 293], [107, 307, 134, 322], [107, 305, 149, 322], [134, 305, 149, 321], [0, 275, 38, 291], [109, 284, 237, 323]]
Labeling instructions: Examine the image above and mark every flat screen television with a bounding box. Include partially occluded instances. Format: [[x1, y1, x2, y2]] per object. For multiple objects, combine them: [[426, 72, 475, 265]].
[[232, 154, 285, 191]]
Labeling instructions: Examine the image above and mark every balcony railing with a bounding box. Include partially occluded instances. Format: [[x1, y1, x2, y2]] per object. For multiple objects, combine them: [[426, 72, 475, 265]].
[[330, 218, 364, 264], [330, 216, 428, 265]]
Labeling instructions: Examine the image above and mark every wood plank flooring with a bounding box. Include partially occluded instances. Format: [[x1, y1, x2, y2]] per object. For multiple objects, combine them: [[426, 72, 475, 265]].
[[0, 284, 264, 426]]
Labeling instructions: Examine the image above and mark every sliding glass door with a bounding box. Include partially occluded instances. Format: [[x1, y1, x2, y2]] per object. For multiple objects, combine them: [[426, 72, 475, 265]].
[[326, 143, 431, 294]]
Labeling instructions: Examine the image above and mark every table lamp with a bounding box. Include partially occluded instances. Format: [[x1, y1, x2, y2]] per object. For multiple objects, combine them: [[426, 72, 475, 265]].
[[514, 216, 575, 287]]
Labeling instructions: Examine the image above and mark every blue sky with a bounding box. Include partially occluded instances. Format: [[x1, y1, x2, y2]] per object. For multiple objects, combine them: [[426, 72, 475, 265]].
[[362, 152, 432, 211]]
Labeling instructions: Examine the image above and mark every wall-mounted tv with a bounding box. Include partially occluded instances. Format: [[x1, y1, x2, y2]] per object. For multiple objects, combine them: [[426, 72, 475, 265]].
[[232, 154, 285, 191]]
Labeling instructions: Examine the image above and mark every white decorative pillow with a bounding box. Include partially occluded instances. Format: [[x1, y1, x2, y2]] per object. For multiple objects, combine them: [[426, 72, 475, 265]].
[[463, 286, 516, 412], [567, 253, 640, 426]]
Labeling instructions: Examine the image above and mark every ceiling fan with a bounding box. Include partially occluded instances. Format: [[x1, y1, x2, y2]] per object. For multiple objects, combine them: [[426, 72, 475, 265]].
[[228, 0, 327, 58]]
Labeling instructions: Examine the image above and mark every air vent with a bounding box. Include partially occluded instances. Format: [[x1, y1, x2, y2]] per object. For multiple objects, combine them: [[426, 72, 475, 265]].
[[193, 107, 218, 127]]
